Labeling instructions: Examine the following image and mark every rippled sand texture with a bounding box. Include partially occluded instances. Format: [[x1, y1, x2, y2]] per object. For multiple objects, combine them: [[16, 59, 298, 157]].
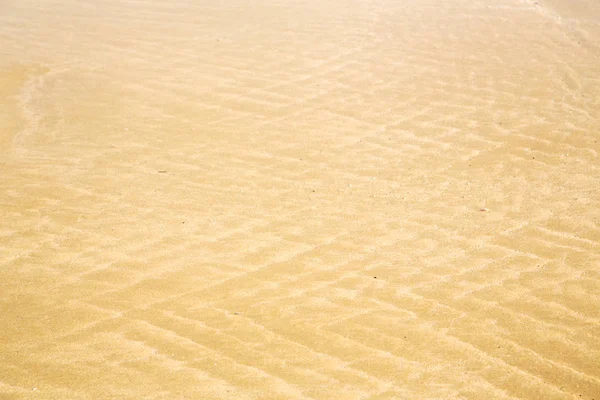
[[1, 0, 600, 398]]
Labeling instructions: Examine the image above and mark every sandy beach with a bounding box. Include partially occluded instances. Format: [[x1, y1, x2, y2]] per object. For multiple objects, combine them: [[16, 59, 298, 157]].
[[1, 0, 599, 398]]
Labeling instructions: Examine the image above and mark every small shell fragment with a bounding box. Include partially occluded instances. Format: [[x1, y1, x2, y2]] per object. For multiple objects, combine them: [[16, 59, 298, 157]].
[[480, 208, 490, 212]]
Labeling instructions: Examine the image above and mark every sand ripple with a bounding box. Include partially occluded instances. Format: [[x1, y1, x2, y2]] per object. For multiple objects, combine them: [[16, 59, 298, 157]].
[[1, 0, 599, 398]]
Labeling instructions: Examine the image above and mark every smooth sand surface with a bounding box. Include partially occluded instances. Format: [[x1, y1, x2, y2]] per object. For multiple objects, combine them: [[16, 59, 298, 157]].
[[1, 0, 600, 398]]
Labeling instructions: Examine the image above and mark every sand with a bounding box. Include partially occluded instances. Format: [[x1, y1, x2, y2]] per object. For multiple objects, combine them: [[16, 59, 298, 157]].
[[1, 0, 599, 398]]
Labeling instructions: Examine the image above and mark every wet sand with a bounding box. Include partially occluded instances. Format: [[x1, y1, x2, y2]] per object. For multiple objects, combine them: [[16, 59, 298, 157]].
[[1, 0, 600, 398]]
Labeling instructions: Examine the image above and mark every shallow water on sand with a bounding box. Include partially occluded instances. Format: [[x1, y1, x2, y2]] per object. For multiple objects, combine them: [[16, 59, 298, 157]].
[[1, 0, 600, 398]]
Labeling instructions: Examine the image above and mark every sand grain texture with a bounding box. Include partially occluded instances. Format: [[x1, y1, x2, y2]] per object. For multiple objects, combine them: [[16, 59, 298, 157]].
[[1, 0, 600, 399]]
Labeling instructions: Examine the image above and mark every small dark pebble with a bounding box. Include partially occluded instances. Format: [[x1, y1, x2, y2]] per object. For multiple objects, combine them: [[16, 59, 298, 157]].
[[158, 170, 167, 173]]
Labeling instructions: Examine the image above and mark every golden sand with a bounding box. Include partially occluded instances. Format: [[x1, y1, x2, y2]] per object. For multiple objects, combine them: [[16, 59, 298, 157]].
[[1, 0, 600, 398]]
